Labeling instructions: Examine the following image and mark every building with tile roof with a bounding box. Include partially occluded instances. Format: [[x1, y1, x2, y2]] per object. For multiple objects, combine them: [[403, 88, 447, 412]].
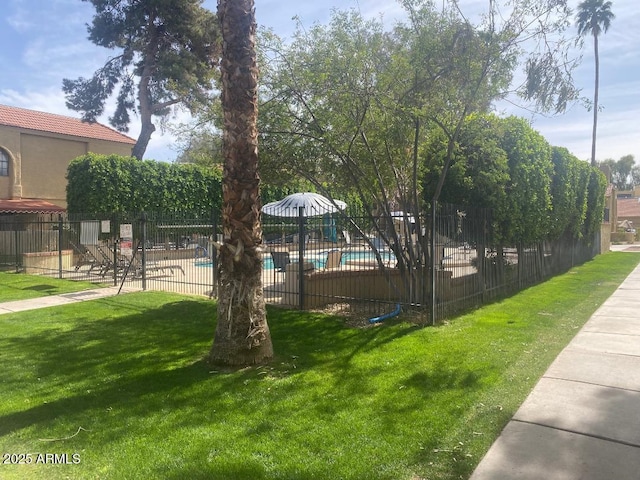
[[0, 104, 135, 213], [617, 197, 640, 230]]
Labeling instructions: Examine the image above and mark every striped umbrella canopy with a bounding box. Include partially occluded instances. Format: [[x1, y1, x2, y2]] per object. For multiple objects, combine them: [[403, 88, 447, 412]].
[[261, 192, 346, 217]]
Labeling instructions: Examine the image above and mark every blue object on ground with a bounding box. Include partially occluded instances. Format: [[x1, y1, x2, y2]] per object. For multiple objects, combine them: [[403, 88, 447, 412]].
[[368, 303, 401, 324]]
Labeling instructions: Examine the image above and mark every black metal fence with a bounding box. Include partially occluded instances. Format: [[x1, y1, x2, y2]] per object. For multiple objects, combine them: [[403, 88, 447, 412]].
[[0, 212, 220, 297], [0, 204, 600, 323], [261, 203, 600, 322]]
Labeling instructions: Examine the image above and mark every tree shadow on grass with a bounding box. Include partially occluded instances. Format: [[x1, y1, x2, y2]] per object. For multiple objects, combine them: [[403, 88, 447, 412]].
[[3, 296, 213, 381], [24, 284, 61, 293], [2, 292, 460, 480], [0, 358, 208, 436], [268, 305, 421, 365], [0, 283, 63, 301]]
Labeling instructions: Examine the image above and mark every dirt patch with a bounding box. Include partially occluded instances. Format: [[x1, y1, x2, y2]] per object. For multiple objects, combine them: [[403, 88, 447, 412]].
[[310, 302, 378, 328], [310, 302, 428, 328]]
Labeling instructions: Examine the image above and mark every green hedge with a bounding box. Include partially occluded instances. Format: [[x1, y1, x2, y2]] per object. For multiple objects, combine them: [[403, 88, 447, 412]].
[[66, 154, 298, 216]]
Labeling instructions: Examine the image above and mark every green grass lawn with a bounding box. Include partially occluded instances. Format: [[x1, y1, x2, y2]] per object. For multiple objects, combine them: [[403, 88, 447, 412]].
[[0, 271, 104, 302], [1, 252, 639, 480]]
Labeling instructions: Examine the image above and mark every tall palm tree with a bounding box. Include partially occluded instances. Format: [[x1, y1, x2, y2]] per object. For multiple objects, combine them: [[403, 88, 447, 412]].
[[576, 0, 614, 166], [209, 0, 273, 365]]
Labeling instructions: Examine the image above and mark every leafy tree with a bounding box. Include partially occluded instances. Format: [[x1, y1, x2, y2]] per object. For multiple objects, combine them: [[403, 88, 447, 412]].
[[584, 168, 607, 238], [423, 113, 509, 214], [260, 0, 578, 212], [172, 99, 224, 167], [209, 0, 273, 366], [549, 147, 591, 240], [258, 0, 579, 307], [616, 154, 635, 190], [425, 115, 586, 247], [632, 164, 640, 188], [602, 154, 635, 190], [498, 116, 554, 246], [576, 0, 615, 166], [62, 0, 220, 160], [175, 129, 223, 167], [260, 10, 427, 301]]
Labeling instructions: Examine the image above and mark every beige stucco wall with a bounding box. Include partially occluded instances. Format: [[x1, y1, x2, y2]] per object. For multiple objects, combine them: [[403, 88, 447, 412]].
[[20, 134, 87, 205], [0, 124, 133, 208], [0, 127, 21, 200], [600, 223, 611, 253]]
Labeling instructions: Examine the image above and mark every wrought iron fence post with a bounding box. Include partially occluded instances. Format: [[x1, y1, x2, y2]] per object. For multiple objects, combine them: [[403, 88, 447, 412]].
[[58, 214, 63, 279], [430, 199, 437, 325], [14, 228, 19, 272], [141, 212, 147, 291], [112, 214, 118, 286], [298, 206, 305, 310], [211, 210, 218, 298]]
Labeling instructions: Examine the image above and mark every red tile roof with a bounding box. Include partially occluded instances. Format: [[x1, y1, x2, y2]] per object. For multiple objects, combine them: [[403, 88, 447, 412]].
[[0, 198, 66, 214], [617, 198, 640, 218], [0, 104, 136, 145]]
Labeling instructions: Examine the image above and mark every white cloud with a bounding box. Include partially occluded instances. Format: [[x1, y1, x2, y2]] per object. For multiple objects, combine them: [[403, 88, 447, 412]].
[[0, 87, 69, 115], [533, 103, 640, 162], [3, 0, 638, 165], [6, 11, 32, 33], [22, 40, 111, 86]]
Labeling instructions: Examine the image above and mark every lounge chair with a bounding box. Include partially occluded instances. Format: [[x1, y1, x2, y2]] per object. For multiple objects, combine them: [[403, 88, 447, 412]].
[[194, 244, 209, 260], [85, 244, 117, 276], [69, 240, 99, 272], [270, 251, 291, 283], [122, 255, 186, 278], [323, 249, 342, 270]]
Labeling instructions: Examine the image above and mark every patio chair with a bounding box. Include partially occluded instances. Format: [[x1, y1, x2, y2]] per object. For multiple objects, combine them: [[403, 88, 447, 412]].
[[323, 249, 342, 270], [122, 255, 186, 278], [69, 240, 99, 272], [84, 244, 116, 276], [194, 244, 209, 260], [270, 251, 291, 283]]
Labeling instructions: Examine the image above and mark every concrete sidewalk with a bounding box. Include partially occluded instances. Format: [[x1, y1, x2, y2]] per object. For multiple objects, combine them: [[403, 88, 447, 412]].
[[470, 260, 640, 479], [0, 286, 138, 315]]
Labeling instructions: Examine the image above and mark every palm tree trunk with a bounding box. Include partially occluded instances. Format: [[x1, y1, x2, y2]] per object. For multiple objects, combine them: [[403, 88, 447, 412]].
[[209, 0, 273, 366], [591, 33, 600, 166]]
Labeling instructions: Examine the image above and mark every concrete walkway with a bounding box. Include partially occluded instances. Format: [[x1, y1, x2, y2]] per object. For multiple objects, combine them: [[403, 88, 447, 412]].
[[470, 254, 640, 479], [0, 286, 138, 315]]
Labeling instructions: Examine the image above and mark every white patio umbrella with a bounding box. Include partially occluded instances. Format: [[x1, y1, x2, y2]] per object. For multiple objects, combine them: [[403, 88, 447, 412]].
[[261, 192, 346, 217], [390, 211, 416, 223]]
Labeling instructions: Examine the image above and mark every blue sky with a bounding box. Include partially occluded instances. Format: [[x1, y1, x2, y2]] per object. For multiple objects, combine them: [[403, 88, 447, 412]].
[[1, 0, 637, 164]]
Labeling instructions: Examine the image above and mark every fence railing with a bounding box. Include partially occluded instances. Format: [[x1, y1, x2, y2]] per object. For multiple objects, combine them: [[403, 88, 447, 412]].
[[0, 205, 601, 323]]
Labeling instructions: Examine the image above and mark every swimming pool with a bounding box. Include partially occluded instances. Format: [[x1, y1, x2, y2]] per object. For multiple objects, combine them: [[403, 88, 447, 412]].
[[342, 249, 395, 265], [195, 249, 395, 270], [194, 254, 325, 270]]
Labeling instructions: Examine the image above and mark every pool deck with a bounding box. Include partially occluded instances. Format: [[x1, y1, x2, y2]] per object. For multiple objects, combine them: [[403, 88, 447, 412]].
[[39, 243, 482, 301]]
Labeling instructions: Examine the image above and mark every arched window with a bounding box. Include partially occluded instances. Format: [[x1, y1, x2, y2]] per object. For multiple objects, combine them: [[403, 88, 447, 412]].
[[0, 150, 9, 176]]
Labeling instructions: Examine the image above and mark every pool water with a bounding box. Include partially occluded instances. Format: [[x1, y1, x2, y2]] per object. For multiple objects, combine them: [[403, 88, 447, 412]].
[[263, 256, 326, 270], [194, 256, 325, 270], [194, 249, 395, 270], [342, 250, 395, 264]]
